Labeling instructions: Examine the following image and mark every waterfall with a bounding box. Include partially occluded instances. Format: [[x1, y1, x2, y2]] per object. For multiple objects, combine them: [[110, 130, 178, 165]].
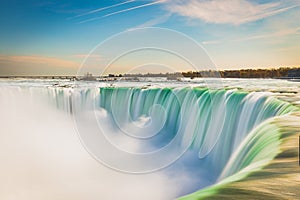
[[70, 87, 298, 181], [1, 85, 298, 199]]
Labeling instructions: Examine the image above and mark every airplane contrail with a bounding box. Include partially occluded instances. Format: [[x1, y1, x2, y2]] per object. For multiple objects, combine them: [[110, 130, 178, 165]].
[[79, 1, 163, 24], [70, 0, 136, 19]]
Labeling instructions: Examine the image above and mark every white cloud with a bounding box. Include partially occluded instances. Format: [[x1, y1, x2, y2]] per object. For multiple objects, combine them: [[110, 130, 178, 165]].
[[233, 26, 300, 42], [127, 13, 171, 31], [202, 40, 222, 45], [162, 0, 300, 25], [201, 26, 300, 45]]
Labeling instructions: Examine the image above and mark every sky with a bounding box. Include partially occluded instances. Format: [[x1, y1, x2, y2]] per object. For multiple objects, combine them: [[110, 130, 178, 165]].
[[0, 0, 299, 75]]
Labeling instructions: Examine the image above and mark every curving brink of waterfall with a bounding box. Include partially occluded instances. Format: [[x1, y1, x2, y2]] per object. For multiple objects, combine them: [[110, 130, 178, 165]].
[[69, 87, 298, 198], [0, 85, 299, 200]]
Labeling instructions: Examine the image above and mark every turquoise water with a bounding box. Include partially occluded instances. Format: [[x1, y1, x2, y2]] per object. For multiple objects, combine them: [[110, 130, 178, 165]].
[[1, 79, 299, 199], [68, 87, 299, 198]]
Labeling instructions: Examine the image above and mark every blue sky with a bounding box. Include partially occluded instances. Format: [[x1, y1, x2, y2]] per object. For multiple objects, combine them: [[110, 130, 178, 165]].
[[0, 0, 299, 75]]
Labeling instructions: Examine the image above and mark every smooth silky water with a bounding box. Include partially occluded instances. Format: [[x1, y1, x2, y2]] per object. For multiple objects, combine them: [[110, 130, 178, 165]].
[[0, 78, 299, 200]]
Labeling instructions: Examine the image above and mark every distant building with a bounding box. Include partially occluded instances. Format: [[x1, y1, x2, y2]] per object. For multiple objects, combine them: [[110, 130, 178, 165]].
[[81, 72, 97, 81], [288, 69, 300, 78]]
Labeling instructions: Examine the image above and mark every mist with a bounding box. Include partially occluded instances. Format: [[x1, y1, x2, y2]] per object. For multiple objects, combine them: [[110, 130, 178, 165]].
[[0, 87, 183, 200]]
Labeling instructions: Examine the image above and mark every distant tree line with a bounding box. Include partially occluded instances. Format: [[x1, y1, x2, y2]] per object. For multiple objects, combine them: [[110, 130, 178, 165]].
[[182, 67, 300, 78], [123, 72, 182, 78], [122, 67, 300, 79]]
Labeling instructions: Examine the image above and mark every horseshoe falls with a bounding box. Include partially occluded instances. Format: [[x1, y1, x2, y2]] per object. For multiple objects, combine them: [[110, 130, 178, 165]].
[[0, 79, 300, 200]]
